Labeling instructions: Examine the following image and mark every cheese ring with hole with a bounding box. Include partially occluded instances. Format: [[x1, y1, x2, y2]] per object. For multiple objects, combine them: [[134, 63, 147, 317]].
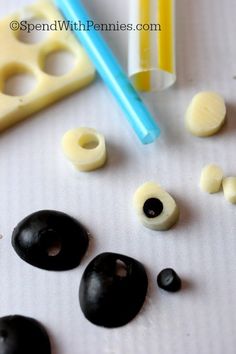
[[62, 127, 106, 171], [133, 181, 179, 231]]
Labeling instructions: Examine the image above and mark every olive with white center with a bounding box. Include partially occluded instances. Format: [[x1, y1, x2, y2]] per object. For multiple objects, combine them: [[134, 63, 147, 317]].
[[133, 182, 179, 231], [157, 268, 182, 292], [0, 315, 51, 354], [11, 210, 89, 271], [79, 252, 148, 328]]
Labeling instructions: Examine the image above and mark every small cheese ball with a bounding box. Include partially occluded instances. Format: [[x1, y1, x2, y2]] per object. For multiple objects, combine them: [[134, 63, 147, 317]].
[[200, 164, 224, 193], [133, 182, 179, 231], [222, 177, 236, 204], [185, 92, 226, 137]]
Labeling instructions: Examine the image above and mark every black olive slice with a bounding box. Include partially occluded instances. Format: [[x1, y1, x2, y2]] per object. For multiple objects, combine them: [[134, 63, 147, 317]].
[[0, 315, 51, 354], [79, 252, 148, 328], [143, 198, 164, 218], [11, 210, 89, 271]]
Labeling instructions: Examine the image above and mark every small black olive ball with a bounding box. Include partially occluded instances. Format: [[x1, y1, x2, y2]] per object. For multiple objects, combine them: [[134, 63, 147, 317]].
[[0, 315, 51, 354], [143, 198, 164, 218], [79, 252, 148, 328], [11, 210, 89, 271], [157, 268, 182, 292]]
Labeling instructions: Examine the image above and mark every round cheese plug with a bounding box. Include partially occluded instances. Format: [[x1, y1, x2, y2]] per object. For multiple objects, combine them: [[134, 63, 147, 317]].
[[185, 92, 226, 137], [222, 177, 236, 204], [200, 164, 224, 193], [133, 182, 179, 231], [62, 127, 106, 171]]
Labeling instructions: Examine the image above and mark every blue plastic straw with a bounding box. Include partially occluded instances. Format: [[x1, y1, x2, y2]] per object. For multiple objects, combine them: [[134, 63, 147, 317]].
[[54, 0, 160, 144]]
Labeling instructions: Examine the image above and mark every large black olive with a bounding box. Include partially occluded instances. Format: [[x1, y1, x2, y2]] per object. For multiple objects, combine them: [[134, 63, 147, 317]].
[[0, 315, 51, 354], [11, 210, 89, 271], [79, 252, 148, 328]]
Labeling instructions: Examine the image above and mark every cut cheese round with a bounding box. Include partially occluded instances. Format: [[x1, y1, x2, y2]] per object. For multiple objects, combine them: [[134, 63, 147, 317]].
[[62, 127, 106, 172], [133, 182, 179, 231], [200, 164, 224, 193], [185, 92, 226, 137]]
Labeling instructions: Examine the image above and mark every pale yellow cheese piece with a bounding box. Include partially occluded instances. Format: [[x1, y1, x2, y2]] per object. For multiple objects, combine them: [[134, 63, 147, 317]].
[[222, 177, 236, 204], [133, 181, 179, 231], [185, 92, 226, 137], [0, 0, 95, 131], [200, 164, 224, 193], [62, 127, 106, 172]]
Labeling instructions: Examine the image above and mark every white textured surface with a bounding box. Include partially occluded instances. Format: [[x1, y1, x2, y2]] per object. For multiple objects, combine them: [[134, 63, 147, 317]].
[[0, 0, 236, 353]]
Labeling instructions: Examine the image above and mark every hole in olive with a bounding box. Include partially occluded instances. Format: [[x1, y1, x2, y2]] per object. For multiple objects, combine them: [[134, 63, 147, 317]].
[[42, 49, 76, 76], [165, 274, 174, 285], [115, 259, 127, 278], [40, 229, 62, 256], [78, 134, 99, 150], [17, 17, 49, 44], [47, 240, 62, 257], [161, 269, 174, 285], [143, 198, 164, 218], [2, 67, 37, 96]]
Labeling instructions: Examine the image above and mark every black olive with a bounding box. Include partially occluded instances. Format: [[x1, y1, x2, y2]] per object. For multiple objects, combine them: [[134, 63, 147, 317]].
[[143, 198, 164, 218], [157, 268, 182, 292], [79, 252, 148, 328], [0, 315, 51, 354], [11, 210, 89, 271]]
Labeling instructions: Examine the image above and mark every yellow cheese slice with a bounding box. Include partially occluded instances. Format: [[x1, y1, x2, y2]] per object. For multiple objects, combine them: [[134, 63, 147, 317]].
[[0, 0, 95, 131], [185, 92, 226, 137]]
